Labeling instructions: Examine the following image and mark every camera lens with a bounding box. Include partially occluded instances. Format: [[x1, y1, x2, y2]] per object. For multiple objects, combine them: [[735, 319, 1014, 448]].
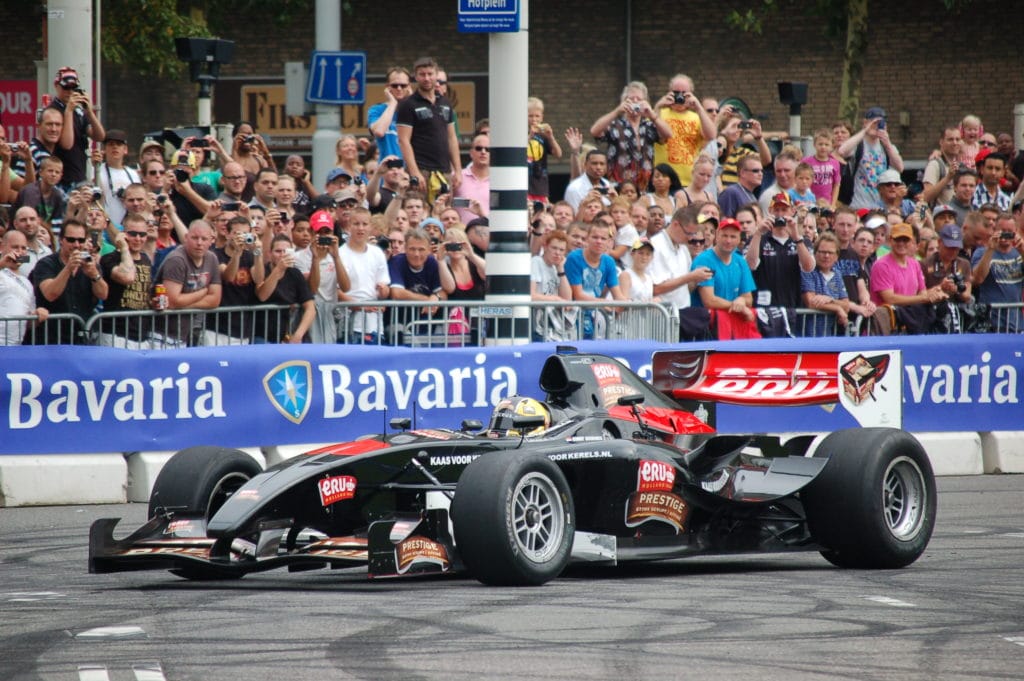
[[774, 216, 787, 228]]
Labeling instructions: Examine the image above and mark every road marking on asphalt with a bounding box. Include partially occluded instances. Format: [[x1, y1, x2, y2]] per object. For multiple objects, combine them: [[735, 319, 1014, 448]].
[[1003, 636, 1024, 647], [132, 662, 168, 680], [77, 665, 110, 681], [1002, 532, 1024, 538], [74, 626, 149, 640], [862, 595, 916, 607], [5, 591, 65, 602], [76, 663, 167, 681]]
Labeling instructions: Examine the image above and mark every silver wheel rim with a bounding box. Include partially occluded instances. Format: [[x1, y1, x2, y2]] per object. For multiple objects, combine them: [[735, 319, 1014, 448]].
[[511, 472, 565, 563], [882, 456, 927, 541]]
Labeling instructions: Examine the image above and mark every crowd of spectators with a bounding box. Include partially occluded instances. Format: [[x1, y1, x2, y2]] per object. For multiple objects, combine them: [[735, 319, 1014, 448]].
[[2, 62, 1023, 346]]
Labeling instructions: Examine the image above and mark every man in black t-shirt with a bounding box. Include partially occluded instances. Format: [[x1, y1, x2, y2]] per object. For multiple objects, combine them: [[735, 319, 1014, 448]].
[[97, 213, 153, 345], [396, 57, 462, 204]]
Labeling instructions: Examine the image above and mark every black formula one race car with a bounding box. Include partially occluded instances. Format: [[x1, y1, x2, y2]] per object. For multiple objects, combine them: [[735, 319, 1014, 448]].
[[90, 347, 936, 586]]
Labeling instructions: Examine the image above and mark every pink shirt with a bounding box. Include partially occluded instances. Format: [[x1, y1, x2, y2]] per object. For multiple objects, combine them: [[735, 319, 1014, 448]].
[[453, 165, 490, 224], [803, 155, 842, 204], [869, 253, 926, 305]]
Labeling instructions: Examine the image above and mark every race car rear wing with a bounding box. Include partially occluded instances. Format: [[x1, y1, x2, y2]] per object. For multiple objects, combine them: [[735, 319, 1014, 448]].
[[651, 349, 903, 429]]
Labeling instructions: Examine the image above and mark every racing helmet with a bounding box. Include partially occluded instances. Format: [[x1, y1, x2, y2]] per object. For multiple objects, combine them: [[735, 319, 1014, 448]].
[[488, 396, 552, 436]]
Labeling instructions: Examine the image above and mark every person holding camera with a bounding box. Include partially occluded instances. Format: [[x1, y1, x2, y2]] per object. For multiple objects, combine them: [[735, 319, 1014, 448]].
[[452, 134, 491, 224], [589, 81, 671, 194], [255, 234, 315, 343], [231, 122, 270, 180], [971, 213, 1024, 332], [922, 223, 973, 304], [29, 218, 107, 343], [48, 67, 106, 191], [208, 215, 265, 342], [366, 155, 405, 214], [745, 192, 815, 310], [716, 112, 770, 189], [0, 229, 49, 345], [92, 129, 140, 227], [836, 106, 904, 210], [300, 212, 351, 343], [652, 74, 717, 188]]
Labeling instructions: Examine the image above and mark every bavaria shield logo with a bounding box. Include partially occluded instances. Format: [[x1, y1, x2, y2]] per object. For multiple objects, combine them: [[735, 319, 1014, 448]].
[[263, 361, 313, 424]]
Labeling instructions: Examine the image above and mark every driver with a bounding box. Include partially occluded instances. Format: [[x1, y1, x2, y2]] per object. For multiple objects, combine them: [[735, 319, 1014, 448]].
[[487, 396, 552, 437]]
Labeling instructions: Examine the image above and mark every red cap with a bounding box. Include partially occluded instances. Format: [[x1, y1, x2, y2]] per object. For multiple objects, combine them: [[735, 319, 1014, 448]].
[[856, 208, 871, 219], [975, 148, 992, 165], [310, 210, 334, 232], [771, 192, 791, 206], [717, 218, 742, 230]]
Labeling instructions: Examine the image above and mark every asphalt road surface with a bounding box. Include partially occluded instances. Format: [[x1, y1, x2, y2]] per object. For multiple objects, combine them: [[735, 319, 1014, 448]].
[[2, 475, 1023, 681]]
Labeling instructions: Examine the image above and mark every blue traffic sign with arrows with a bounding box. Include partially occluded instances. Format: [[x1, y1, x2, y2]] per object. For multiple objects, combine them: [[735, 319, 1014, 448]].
[[305, 51, 367, 105]]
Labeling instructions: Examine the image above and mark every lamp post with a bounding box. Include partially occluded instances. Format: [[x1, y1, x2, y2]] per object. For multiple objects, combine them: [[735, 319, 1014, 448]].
[[174, 38, 235, 127], [778, 81, 809, 155]]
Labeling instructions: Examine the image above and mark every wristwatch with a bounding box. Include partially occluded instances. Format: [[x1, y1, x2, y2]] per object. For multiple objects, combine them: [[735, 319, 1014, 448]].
[[91, 274, 102, 282]]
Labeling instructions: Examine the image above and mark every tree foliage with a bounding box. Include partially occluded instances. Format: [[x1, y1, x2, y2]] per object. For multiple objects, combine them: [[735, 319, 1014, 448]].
[[726, 0, 970, 124], [100, 0, 317, 77]]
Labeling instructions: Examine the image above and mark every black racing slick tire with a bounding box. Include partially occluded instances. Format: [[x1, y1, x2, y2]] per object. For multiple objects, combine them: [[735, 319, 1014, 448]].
[[148, 446, 263, 521], [802, 428, 936, 569], [452, 452, 574, 586]]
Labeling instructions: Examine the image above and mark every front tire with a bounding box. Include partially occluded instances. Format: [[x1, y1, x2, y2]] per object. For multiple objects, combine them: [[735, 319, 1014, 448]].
[[148, 446, 263, 520], [802, 428, 936, 569], [148, 446, 263, 581], [452, 452, 574, 586]]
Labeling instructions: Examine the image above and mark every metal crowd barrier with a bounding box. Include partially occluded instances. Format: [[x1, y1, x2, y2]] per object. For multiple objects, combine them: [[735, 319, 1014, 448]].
[[3, 301, 1022, 349]]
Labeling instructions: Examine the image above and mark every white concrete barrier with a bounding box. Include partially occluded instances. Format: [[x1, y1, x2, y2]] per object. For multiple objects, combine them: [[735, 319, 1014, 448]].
[[981, 432, 1024, 474], [0, 432, 1011, 507], [914, 432, 984, 476], [0, 454, 126, 506]]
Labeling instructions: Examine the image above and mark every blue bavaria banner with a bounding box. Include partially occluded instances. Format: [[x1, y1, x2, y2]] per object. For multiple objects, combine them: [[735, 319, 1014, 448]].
[[1, 335, 1020, 455]]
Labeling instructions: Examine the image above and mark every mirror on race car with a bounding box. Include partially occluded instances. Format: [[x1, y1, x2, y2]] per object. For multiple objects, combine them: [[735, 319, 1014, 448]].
[[617, 394, 645, 407], [389, 417, 412, 431]]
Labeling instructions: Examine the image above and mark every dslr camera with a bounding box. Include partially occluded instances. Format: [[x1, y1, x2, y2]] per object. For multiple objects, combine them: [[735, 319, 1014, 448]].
[[947, 272, 967, 295]]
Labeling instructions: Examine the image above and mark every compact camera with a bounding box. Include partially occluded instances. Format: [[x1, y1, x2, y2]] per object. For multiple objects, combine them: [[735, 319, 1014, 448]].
[[317, 235, 334, 246], [444, 242, 462, 252], [78, 250, 92, 262], [673, 92, 687, 105], [773, 216, 788, 228], [90, 188, 102, 202], [243, 233, 256, 245]]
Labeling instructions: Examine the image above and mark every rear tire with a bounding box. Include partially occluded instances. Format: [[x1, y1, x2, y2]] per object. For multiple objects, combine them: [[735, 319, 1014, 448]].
[[802, 428, 936, 569], [452, 452, 574, 586]]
